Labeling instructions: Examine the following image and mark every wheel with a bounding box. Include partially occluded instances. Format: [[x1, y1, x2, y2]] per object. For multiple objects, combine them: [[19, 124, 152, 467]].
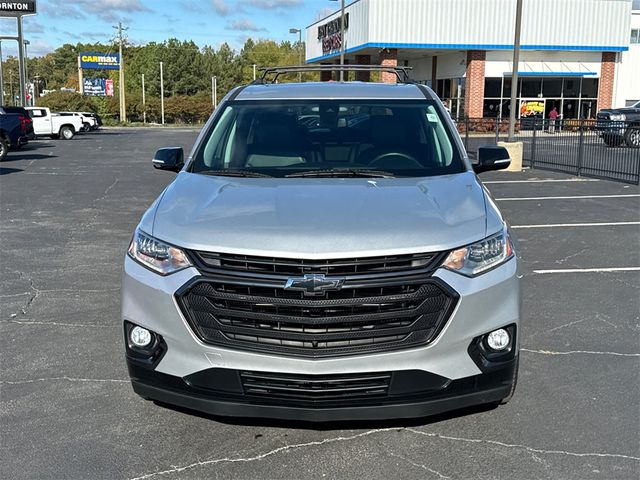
[[624, 127, 640, 148], [0, 138, 8, 162], [499, 356, 519, 405], [83, 122, 90, 132], [60, 126, 74, 140], [603, 135, 624, 147]]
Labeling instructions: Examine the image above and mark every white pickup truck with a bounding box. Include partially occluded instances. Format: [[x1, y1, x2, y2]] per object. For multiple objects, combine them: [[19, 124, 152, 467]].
[[25, 107, 84, 140]]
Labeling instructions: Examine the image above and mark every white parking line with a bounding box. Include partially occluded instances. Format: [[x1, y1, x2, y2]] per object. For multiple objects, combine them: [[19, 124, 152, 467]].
[[513, 221, 640, 229], [496, 194, 640, 201], [533, 267, 640, 274], [484, 179, 599, 184]]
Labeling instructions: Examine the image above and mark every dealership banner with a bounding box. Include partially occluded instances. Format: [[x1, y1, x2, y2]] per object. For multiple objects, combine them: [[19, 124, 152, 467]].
[[80, 52, 120, 70], [0, 1, 37, 17], [83, 78, 114, 97]]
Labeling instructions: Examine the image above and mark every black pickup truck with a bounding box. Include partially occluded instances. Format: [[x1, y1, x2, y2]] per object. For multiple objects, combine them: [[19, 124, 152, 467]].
[[0, 112, 28, 162], [596, 101, 640, 148]]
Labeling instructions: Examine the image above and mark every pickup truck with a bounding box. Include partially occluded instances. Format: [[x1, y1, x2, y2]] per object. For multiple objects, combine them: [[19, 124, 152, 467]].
[[59, 112, 97, 132], [0, 110, 30, 161], [25, 107, 84, 140], [0, 106, 35, 143], [595, 101, 640, 148]]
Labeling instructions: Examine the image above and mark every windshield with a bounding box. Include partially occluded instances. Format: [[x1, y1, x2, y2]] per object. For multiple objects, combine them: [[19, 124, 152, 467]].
[[190, 100, 465, 178]]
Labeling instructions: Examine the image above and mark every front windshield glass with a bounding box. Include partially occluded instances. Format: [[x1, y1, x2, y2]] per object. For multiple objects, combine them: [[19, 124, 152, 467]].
[[191, 100, 465, 177]]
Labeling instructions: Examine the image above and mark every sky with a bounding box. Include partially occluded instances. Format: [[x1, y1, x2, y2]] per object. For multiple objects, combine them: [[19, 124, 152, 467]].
[[0, 0, 338, 58]]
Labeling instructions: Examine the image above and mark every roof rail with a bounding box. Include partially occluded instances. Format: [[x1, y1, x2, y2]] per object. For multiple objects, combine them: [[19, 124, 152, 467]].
[[253, 65, 414, 84]]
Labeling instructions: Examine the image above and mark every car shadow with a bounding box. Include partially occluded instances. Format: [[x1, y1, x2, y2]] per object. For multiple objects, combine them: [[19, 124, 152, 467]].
[[2, 153, 57, 163], [0, 167, 24, 175], [152, 400, 499, 431]]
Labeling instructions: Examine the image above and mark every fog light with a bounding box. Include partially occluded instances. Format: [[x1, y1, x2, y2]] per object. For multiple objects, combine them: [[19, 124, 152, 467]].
[[130, 326, 152, 347], [487, 328, 510, 351]]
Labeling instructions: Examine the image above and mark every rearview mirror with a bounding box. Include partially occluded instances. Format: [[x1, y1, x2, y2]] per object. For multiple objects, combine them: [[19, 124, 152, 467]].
[[152, 147, 184, 172], [473, 146, 511, 174]]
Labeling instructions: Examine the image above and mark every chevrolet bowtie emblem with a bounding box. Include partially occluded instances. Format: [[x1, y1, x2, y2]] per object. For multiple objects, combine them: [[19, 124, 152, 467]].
[[283, 274, 346, 296]]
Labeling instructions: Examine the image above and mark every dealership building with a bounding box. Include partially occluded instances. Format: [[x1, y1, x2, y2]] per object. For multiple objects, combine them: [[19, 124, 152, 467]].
[[306, 0, 639, 119]]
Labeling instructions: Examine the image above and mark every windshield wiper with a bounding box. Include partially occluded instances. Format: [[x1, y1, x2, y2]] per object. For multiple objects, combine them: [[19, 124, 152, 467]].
[[199, 169, 273, 178], [286, 168, 395, 178]]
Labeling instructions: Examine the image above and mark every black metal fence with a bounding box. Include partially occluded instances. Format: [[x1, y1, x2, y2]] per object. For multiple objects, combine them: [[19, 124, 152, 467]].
[[456, 118, 640, 185]]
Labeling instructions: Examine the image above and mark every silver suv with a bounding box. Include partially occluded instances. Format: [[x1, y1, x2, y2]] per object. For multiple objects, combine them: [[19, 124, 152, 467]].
[[122, 66, 520, 422]]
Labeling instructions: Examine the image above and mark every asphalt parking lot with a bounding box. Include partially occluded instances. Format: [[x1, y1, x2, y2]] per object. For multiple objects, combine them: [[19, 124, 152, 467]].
[[1, 128, 639, 480]]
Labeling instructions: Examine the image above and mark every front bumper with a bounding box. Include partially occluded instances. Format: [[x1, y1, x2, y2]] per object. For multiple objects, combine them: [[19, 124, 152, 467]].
[[128, 359, 516, 422], [122, 254, 520, 420]]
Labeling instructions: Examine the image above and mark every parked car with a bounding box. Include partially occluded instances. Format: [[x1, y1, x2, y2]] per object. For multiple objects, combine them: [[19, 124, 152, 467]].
[[122, 68, 520, 422], [0, 109, 31, 160], [596, 101, 640, 147], [80, 112, 102, 130], [25, 107, 83, 140], [58, 112, 96, 132], [0, 106, 35, 143]]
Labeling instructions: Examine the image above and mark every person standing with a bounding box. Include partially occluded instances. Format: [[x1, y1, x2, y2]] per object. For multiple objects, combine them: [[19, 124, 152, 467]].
[[549, 106, 559, 134]]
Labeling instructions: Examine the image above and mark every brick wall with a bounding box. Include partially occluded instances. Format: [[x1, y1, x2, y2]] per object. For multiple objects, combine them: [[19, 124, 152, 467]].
[[464, 50, 486, 118], [597, 52, 616, 110], [380, 48, 398, 84]]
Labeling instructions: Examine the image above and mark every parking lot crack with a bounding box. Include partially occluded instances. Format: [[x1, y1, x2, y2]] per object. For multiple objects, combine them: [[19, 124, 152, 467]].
[[405, 428, 640, 461], [553, 247, 588, 265], [128, 428, 400, 479], [8, 271, 40, 319], [521, 348, 640, 357], [387, 451, 451, 479], [5, 319, 115, 328]]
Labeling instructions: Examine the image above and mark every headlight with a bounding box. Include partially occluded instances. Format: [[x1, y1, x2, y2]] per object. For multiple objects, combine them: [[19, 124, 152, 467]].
[[127, 229, 191, 275], [609, 113, 626, 121], [442, 227, 514, 276]]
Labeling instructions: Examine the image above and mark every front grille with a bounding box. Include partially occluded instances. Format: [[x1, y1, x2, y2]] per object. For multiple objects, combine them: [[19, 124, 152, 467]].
[[193, 251, 440, 276], [240, 371, 391, 402], [177, 252, 457, 358]]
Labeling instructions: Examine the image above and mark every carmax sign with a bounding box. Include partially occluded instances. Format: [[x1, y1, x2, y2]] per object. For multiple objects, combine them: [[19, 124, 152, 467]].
[[0, 1, 37, 16], [80, 52, 120, 70]]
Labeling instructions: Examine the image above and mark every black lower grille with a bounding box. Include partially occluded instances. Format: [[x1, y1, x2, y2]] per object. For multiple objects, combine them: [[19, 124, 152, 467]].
[[240, 371, 391, 402], [177, 275, 457, 357]]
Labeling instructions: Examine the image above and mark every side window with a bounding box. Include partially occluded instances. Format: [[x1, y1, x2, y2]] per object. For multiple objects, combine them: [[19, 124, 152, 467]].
[[30, 109, 45, 118]]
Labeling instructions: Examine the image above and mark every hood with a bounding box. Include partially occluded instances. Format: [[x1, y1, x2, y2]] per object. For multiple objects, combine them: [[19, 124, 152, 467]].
[[150, 171, 494, 258]]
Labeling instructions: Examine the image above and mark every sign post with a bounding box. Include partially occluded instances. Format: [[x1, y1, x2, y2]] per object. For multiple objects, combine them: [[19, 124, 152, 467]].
[[1, 0, 37, 106]]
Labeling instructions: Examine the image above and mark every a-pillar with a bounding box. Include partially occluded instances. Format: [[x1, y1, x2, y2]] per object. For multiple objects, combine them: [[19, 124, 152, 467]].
[[597, 52, 616, 110], [464, 50, 486, 118], [380, 48, 397, 84], [355, 54, 370, 82]]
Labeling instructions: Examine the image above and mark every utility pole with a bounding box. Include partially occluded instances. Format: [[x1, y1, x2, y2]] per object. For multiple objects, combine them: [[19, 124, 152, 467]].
[[141, 74, 146, 123], [339, 0, 345, 81], [160, 61, 165, 125], [0, 41, 4, 106], [212, 76, 217, 109], [289, 28, 303, 82], [508, 0, 523, 141], [113, 22, 128, 123]]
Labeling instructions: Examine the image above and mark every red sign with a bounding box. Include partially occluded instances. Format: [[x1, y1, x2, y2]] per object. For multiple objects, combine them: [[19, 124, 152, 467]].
[[105, 79, 114, 97]]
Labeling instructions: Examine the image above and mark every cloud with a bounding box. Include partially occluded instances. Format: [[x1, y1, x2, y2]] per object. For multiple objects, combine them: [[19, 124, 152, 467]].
[[227, 19, 266, 32], [39, 0, 148, 22], [241, 0, 303, 9], [211, 0, 230, 15]]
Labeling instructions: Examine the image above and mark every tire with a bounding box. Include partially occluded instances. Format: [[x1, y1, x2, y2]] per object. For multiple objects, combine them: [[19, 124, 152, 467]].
[[499, 356, 519, 405], [60, 126, 74, 140], [83, 122, 90, 132], [0, 137, 8, 162], [624, 127, 640, 148], [603, 135, 624, 147]]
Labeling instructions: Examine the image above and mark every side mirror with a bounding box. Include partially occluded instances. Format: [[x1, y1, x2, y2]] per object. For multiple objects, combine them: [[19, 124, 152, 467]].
[[473, 146, 511, 174], [153, 147, 184, 172]]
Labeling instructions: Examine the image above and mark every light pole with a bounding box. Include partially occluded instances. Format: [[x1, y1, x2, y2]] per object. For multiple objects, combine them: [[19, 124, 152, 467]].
[[160, 61, 165, 125], [23, 39, 29, 105], [330, 0, 346, 81], [508, 0, 523, 141], [141, 74, 146, 123], [289, 28, 303, 82]]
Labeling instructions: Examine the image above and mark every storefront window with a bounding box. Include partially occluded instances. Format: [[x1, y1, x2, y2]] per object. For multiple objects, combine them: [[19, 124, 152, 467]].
[[542, 78, 562, 97], [483, 99, 501, 117], [484, 78, 502, 98], [581, 78, 598, 98], [563, 79, 580, 98], [521, 78, 542, 97]]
